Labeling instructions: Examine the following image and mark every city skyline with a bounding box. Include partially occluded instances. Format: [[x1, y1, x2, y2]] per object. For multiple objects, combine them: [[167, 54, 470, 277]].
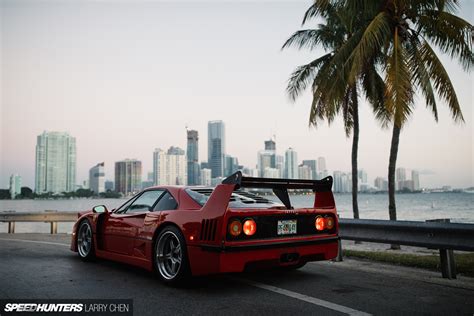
[[1, 1, 472, 189]]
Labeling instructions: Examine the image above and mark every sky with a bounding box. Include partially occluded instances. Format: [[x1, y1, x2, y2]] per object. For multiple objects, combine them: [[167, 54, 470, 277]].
[[0, 0, 473, 189]]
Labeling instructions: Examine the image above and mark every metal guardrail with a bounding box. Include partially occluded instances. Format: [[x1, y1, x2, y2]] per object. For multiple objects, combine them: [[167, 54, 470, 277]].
[[338, 218, 474, 279], [1, 211, 473, 279], [0, 211, 76, 234]]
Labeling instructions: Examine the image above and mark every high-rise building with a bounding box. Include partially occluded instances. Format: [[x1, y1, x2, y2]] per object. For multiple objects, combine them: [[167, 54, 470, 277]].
[[317, 157, 328, 179], [341, 173, 351, 193], [35, 131, 76, 193], [298, 164, 312, 180], [333, 171, 343, 193], [257, 151, 276, 177], [115, 159, 142, 195], [396, 168, 406, 181], [302, 160, 317, 179], [187, 129, 200, 185], [412, 170, 420, 190], [224, 155, 239, 176], [89, 162, 105, 194], [208, 120, 225, 178], [9, 174, 22, 199], [396, 168, 407, 190], [358, 169, 368, 184], [374, 177, 388, 191], [153, 147, 187, 186], [264, 139, 276, 151], [285, 148, 298, 179], [317, 157, 326, 172], [275, 155, 284, 178], [104, 180, 114, 191], [262, 167, 279, 178], [200, 168, 212, 186]]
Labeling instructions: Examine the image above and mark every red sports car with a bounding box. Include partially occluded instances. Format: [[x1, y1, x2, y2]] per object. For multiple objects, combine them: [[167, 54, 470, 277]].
[[71, 171, 339, 284]]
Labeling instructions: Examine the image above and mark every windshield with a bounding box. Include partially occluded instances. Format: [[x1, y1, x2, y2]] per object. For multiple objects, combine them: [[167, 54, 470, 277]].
[[185, 188, 284, 209]]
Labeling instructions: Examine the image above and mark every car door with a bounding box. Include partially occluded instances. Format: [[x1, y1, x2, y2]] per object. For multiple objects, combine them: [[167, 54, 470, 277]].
[[102, 190, 165, 255]]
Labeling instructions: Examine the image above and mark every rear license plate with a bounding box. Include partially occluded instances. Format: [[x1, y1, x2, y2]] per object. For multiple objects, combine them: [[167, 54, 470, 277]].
[[277, 219, 297, 235]]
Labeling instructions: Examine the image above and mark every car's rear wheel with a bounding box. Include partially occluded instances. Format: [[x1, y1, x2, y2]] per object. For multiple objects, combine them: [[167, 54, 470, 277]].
[[154, 226, 190, 284], [77, 220, 95, 261]]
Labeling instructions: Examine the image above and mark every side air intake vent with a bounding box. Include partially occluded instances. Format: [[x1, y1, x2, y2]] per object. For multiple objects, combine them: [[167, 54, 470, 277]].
[[200, 219, 217, 241]]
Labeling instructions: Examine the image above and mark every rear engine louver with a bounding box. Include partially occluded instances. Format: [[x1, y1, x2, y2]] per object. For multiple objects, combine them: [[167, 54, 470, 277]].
[[200, 219, 217, 241]]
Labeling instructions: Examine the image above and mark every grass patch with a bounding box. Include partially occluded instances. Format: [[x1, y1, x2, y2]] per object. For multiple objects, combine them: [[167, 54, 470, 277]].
[[343, 250, 474, 277]]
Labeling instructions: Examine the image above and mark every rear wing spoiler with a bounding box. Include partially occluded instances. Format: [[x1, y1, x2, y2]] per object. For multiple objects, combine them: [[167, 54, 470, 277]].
[[222, 171, 335, 209]]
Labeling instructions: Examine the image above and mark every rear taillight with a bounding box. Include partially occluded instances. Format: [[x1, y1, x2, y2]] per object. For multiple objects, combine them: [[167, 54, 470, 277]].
[[243, 219, 257, 236], [315, 216, 325, 231], [326, 216, 335, 229], [228, 220, 242, 237]]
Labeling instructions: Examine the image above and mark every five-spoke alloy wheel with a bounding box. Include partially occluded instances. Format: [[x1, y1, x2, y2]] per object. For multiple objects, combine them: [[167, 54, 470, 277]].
[[155, 226, 189, 284], [77, 220, 95, 261]]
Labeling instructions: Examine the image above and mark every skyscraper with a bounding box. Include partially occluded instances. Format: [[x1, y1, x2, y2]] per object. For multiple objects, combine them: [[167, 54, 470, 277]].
[[264, 139, 276, 151], [89, 162, 105, 194], [374, 177, 388, 191], [285, 148, 298, 179], [200, 168, 212, 186], [187, 129, 200, 185], [9, 174, 22, 199], [298, 164, 312, 180], [358, 169, 368, 184], [258, 139, 276, 177], [412, 170, 420, 190], [396, 168, 407, 190], [35, 131, 76, 193], [153, 147, 187, 185], [224, 155, 239, 176], [208, 120, 225, 178], [302, 160, 318, 179], [317, 157, 326, 172], [333, 171, 343, 193], [115, 159, 142, 195]]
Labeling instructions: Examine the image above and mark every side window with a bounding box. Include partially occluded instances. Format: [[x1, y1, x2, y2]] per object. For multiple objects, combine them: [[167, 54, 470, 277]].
[[114, 196, 136, 214], [153, 192, 178, 211], [127, 190, 164, 213]]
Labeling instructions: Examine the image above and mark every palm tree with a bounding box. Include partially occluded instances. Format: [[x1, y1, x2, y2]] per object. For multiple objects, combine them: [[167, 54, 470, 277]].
[[343, 0, 472, 249], [282, 1, 386, 220]]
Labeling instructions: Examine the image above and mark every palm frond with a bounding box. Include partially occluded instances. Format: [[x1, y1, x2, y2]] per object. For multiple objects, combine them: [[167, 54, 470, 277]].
[[420, 41, 464, 122], [286, 53, 332, 101], [407, 36, 439, 121], [348, 11, 392, 84], [418, 11, 473, 70], [385, 27, 414, 128]]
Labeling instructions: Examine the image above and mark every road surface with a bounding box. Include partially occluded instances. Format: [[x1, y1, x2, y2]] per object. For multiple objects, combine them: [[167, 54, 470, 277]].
[[0, 234, 473, 315]]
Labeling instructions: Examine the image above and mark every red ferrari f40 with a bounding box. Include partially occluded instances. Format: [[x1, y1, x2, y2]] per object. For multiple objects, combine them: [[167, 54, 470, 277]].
[[71, 172, 339, 284]]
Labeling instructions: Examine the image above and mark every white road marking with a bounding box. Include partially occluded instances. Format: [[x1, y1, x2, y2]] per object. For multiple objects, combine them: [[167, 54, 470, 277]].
[[0, 238, 69, 247], [238, 278, 372, 316]]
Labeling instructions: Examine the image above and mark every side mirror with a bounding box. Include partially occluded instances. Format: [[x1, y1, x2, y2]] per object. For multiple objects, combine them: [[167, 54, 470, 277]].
[[92, 205, 108, 214]]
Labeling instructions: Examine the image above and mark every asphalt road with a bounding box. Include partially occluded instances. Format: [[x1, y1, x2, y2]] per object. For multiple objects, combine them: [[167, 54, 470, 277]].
[[0, 234, 473, 315]]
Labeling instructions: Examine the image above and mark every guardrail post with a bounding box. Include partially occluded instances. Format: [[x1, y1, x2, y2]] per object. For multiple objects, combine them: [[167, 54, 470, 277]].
[[8, 222, 15, 234], [440, 248, 456, 279], [333, 239, 343, 262], [426, 218, 457, 279], [50, 222, 58, 234], [45, 210, 58, 234]]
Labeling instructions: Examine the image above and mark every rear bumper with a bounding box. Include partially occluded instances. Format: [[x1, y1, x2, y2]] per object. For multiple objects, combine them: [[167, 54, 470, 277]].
[[201, 236, 339, 252], [187, 237, 339, 276]]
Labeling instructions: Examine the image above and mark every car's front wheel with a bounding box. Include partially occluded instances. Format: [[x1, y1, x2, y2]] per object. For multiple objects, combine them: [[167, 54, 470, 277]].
[[154, 226, 190, 284], [77, 219, 95, 261]]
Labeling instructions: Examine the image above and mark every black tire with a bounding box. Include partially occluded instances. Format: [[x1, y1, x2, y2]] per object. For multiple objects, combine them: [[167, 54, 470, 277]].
[[77, 219, 95, 261], [154, 226, 190, 285]]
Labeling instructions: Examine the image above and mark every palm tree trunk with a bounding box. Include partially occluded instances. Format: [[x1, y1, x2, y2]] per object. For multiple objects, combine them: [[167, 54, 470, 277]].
[[388, 124, 401, 250], [351, 88, 360, 220]]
